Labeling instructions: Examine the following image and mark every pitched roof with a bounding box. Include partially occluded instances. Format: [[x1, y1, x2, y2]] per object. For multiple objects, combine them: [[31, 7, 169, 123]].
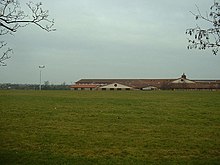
[[70, 84, 98, 88], [76, 79, 175, 88], [74, 77, 220, 89], [100, 83, 132, 89]]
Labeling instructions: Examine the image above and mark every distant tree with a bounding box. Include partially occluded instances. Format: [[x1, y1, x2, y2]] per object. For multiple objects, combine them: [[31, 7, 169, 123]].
[[186, 0, 220, 55], [0, 0, 55, 66]]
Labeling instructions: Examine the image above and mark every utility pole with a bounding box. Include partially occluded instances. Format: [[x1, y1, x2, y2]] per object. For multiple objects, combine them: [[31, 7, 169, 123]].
[[39, 65, 45, 90]]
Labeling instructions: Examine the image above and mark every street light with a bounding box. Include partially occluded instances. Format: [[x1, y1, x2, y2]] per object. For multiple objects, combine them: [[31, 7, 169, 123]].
[[39, 65, 45, 90]]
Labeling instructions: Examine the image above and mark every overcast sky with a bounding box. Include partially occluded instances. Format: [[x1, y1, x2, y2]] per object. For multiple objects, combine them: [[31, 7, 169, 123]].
[[1, 0, 220, 84]]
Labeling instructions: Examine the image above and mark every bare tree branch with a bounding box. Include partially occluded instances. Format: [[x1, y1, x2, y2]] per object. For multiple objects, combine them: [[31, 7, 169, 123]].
[[0, 41, 12, 66], [0, 0, 55, 66], [186, 0, 220, 55]]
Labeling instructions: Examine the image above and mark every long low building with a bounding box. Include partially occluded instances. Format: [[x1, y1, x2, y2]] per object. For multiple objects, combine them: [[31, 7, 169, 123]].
[[70, 74, 220, 91]]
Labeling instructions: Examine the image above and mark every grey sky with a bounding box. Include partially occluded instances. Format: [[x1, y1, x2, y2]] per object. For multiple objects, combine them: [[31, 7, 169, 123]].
[[1, 0, 220, 84]]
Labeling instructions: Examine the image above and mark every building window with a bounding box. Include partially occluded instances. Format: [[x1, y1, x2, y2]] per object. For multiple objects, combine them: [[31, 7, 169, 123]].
[[117, 88, 122, 90], [102, 88, 106, 90], [114, 84, 117, 87], [110, 88, 114, 90], [126, 88, 130, 90]]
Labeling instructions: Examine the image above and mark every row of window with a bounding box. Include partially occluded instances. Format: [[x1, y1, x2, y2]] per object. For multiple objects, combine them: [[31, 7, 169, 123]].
[[101, 88, 130, 91], [73, 88, 131, 91], [74, 88, 94, 90]]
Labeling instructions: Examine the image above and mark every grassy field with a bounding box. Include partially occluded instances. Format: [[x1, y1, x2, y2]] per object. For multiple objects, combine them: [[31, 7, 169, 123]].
[[0, 90, 220, 164]]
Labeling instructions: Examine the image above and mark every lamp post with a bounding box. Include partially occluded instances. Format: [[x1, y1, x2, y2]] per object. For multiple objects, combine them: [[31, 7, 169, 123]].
[[39, 65, 45, 90]]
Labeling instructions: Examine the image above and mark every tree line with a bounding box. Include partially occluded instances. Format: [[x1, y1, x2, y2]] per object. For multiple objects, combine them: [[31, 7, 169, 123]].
[[0, 83, 70, 90]]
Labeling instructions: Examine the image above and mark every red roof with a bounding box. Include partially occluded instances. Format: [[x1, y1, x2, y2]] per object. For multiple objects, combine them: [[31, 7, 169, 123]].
[[70, 84, 98, 88], [73, 78, 220, 90]]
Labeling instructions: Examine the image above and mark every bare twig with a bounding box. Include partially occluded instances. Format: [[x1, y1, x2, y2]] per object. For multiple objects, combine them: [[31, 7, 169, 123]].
[[0, 0, 55, 66], [186, 0, 220, 55]]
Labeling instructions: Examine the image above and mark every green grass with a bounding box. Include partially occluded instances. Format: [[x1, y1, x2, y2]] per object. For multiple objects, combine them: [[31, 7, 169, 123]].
[[0, 90, 220, 164]]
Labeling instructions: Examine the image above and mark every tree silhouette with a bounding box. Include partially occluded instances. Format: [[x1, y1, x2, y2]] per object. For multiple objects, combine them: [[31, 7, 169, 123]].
[[186, 0, 220, 55], [0, 0, 55, 66]]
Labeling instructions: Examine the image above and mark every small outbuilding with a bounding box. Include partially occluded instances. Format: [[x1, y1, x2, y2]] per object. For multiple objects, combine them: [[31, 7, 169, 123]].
[[142, 86, 158, 91]]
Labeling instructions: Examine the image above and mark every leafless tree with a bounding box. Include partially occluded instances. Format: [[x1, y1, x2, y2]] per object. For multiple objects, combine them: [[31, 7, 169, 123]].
[[0, 0, 55, 66], [186, 0, 220, 55]]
